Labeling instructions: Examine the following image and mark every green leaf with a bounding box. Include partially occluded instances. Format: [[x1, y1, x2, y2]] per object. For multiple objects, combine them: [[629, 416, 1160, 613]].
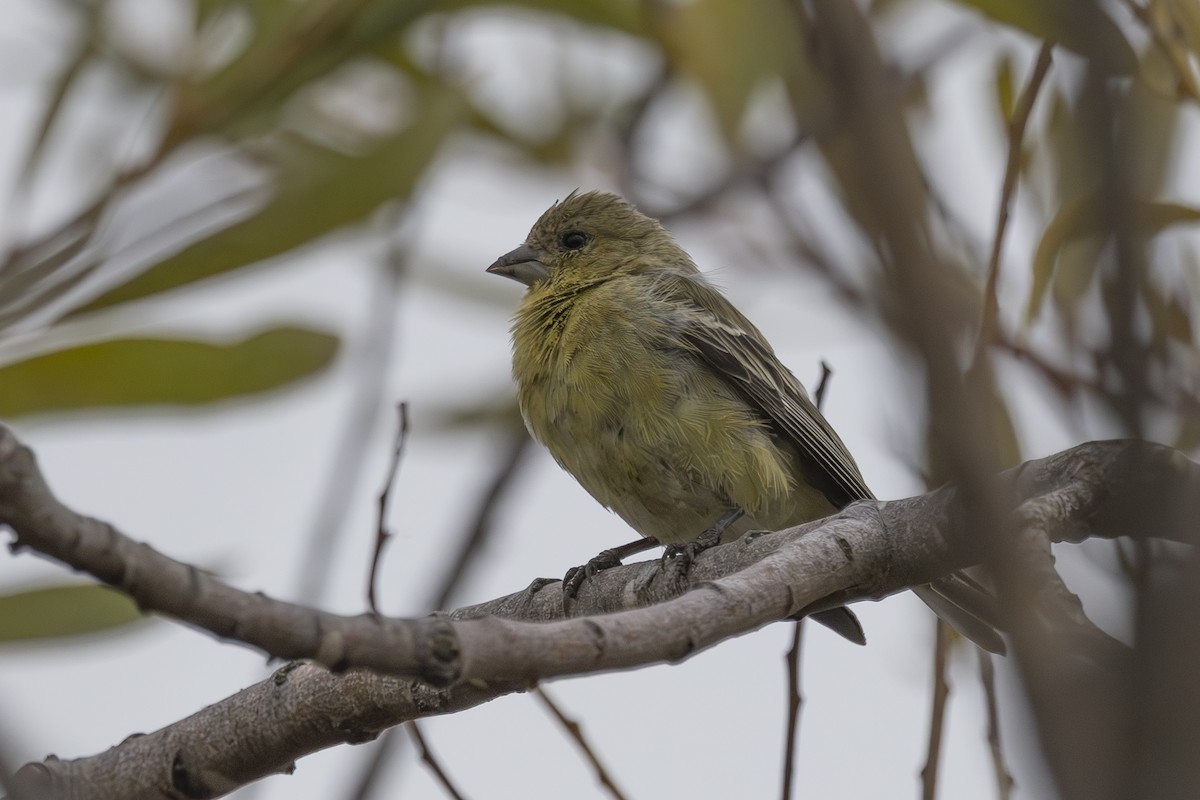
[[1025, 198, 1200, 324], [68, 86, 462, 319], [663, 0, 803, 142], [439, 0, 647, 35], [955, 0, 1136, 73], [0, 584, 145, 643], [0, 325, 339, 418], [1176, 416, 1200, 453], [993, 52, 1016, 122]]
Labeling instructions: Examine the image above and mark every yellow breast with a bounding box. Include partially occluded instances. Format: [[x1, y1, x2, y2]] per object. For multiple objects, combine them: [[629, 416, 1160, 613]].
[[510, 276, 832, 543]]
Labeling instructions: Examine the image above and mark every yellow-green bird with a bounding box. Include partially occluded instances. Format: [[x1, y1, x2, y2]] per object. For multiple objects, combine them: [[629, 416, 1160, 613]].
[[488, 190, 1003, 653]]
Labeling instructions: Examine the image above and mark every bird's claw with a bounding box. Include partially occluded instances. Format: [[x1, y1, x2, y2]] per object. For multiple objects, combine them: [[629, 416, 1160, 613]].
[[523, 577, 558, 601], [562, 547, 627, 611], [658, 518, 729, 585]]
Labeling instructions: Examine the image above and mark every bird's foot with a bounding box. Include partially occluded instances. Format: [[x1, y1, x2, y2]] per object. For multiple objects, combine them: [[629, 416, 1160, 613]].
[[563, 549, 623, 601], [562, 537, 660, 613], [658, 510, 742, 584], [522, 577, 559, 601]]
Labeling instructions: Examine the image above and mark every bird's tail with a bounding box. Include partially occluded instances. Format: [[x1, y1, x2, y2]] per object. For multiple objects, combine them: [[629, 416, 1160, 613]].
[[913, 572, 1007, 654]]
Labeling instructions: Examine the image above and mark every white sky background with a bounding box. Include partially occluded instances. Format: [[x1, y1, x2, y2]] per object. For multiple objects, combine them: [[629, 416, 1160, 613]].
[[1, 0, 1188, 797]]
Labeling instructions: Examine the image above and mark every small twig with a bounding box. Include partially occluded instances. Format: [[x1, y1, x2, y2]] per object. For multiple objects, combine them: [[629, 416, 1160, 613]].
[[977, 651, 1015, 800], [920, 620, 951, 800], [780, 619, 805, 800], [971, 42, 1054, 369], [347, 420, 533, 800], [406, 722, 468, 800], [813, 361, 834, 408], [780, 361, 832, 799], [533, 687, 629, 800], [367, 402, 410, 614]]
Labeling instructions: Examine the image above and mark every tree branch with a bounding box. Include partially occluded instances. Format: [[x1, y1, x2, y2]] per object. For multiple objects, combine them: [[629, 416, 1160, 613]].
[[1, 423, 1197, 799]]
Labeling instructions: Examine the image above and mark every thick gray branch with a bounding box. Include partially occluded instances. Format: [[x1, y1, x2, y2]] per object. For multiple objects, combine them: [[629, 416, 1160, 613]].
[[1, 424, 1196, 800]]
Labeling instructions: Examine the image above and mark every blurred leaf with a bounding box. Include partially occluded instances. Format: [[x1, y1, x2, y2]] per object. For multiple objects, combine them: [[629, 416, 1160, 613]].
[[1144, 286, 1194, 344], [1050, 235, 1104, 318], [0, 326, 339, 418], [1168, 0, 1200, 53], [1043, 86, 1099, 204], [166, 0, 440, 146], [994, 52, 1017, 121], [196, 0, 256, 24], [1025, 197, 1200, 323], [964, 361, 1023, 471], [1120, 79, 1182, 197], [442, 0, 647, 34], [1177, 415, 1200, 452], [0, 584, 144, 643], [954, 1, 1137, 73], [663, 0, 803, 141], [1147, 0, 1200, 102], [12, 24, 96, 203], [1140, 34, 1188, 99], [69, 86, 462, 318]]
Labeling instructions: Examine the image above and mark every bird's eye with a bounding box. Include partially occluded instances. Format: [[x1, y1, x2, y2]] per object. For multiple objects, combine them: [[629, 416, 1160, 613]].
[[561, 231, 588, 250]]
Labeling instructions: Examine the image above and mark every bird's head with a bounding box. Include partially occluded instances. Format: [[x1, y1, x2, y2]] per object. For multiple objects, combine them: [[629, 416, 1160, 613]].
[[486, 190, 694, 288]]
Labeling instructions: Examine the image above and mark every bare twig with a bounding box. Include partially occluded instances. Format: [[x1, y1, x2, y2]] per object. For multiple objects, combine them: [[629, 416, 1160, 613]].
[[533, 687, 630, 800], [920, 620, 951, 800], [813, 360, 833, 408], [347, 421, 533, 800], [780, 619, 805, 800], [977, 650, 1015, 800], [780, 360, 833, 799], [971, 42, 1054, 369], [367, 402, 410, 614], [406, 721, 469, 800]]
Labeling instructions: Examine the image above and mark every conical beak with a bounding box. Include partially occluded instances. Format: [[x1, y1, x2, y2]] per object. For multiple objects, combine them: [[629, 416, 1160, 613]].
[[486, 244, 551, 287]]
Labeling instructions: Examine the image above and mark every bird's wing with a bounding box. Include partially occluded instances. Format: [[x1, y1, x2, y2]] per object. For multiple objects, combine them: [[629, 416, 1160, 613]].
[[657, 272, 874, 507]]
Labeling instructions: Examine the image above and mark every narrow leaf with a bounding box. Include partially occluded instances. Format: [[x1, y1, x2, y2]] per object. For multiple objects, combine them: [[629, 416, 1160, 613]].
[[67, 87, 461, 318], [0, 325, 339, 417], [0, 584, 145, 643], [955, 1, 1136, 73], [1025, 198, 1200, 324]]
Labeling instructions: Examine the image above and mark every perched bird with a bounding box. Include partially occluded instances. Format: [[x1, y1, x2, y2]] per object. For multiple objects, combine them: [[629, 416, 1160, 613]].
[[487, 190, 1004, 653]]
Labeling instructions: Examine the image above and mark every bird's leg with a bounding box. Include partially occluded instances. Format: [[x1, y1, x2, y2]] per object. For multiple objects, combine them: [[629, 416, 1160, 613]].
[[661, 508, 745, 572], [563, 536, 661, 605]]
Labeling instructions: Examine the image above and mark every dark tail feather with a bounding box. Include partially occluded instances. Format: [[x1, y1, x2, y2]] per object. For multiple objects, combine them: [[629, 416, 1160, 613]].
[[914, 577, 1007, 655], [808, 606, 866, 645]]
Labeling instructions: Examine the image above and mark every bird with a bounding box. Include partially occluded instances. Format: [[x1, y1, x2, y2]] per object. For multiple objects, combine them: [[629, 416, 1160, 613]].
[[487, 189, 1004, 653]]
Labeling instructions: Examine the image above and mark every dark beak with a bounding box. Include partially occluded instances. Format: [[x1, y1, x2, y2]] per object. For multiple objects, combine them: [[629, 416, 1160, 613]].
[[486, 244, 551, 287]]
